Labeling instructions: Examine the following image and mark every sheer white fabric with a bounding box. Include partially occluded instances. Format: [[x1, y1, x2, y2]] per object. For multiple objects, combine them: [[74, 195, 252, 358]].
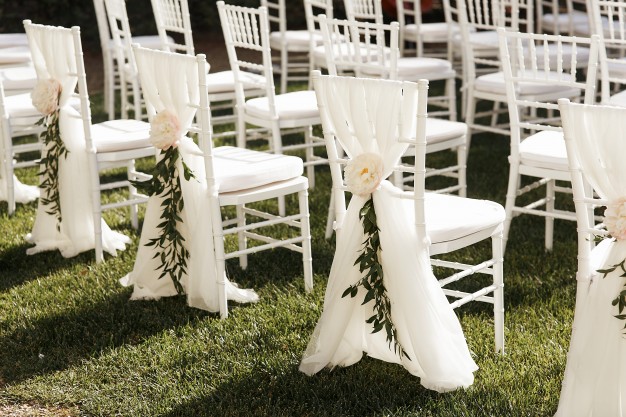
[[120, 50, 258, 312], [24, 25, 129, 258], [299, 77, 477, 392], [556, 106, 626, 417], [0, 174, 39, 204]]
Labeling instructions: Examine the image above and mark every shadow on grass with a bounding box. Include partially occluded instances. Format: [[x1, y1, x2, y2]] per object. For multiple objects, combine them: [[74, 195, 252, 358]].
[[0, 289, 211, 386], [0, 244, 95, 292]]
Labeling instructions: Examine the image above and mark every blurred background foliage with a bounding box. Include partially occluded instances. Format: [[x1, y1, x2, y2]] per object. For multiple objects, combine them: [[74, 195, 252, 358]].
[[0, 0, 320, 46]]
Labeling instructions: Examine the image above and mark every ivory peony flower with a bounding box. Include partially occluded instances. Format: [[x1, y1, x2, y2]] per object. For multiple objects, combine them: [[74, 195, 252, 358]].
[[149, 110, 182, 150], [604, 198, 626, 241], [31, 78, 62, 116], [344, 152, 384, 197]]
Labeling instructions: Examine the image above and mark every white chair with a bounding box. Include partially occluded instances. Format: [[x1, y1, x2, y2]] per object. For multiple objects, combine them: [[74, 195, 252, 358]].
[[150, 0, 265, 140], [93, 0, 164, 120], [343, 0, 384, 24], [0, 77, 41, 214], [131, 44, 313, 318], [555, 98, 626, 417], [319, 15, 458, 121], [217, 2, 325, 195], [498, 28, 601, 251], [23, 20, 153, 262], [310, 72, 505, 365], [261, 0, 317, 94], [104, 0, 144, 120], [303, 0, 334, 78], [536, 0, 591, 36], [395, 0, 459, 59], [591, 0, 626, 108]]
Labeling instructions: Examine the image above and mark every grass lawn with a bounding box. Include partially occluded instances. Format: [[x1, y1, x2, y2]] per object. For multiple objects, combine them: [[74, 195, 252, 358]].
[[0, 92, 579, 416]]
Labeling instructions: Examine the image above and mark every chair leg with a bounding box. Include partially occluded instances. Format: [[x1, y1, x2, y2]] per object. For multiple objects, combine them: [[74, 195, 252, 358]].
[[464, 89, 477, 152], [502, 162, 520, 254], [210, 196, 229, 319], [304, 126, 315, 189], [299, 188, 313, 292], [127, 160, 139, 229], [446, 77, 457, 122], [545, 179, 555, 251], [271, 121, 286, 217], [281, 47, 288, 95], [325, 191, 335, 240], [492, 226, 505, 354], [236, 108, 247, 149], [236, 204, 248, 270], [457, 141, 467, 198]]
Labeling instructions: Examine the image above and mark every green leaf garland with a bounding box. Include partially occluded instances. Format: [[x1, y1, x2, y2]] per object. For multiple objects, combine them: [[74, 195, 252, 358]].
[[598, 258, 626, 332], [133, 147, 195, 294], [37, 110, 68, 231], [342, 197, 410, 360]]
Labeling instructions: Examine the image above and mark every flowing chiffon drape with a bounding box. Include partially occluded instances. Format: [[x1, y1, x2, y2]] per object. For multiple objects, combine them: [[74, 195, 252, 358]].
[[556, 106, 626, 417], [24, 25, 129, 258], [299, 76, 477, 392], [120, 50, 258, 312]]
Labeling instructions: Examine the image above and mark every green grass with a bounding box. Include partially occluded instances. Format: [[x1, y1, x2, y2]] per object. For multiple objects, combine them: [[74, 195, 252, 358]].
[[0, 93, 580, 416]]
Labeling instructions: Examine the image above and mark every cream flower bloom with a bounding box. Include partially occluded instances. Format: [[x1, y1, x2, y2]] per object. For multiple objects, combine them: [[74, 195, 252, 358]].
[[150, 110, 181, 150], [344, 152, 384, 197], [31, 78, 62, 116], [605, 198, 626, 241]]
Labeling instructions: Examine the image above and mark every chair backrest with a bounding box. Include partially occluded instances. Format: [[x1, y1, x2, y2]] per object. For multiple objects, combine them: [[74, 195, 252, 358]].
[[536, 0, 589, 35], [23, 20, 95, 152], [498, 28, 600, 158], [589, 0, 626, 105], [311, 70, 427, 235], [151, 0, 194, 55], [304, 0, 334, 35], [260, 0, 287, 35], [217, 2, 275, 109], [343, 0, 384, 24], [93, 0, 113, 53], [133, 45, 213, 180], [104, 0, 137, 82], [319, 15, 399, 79], [558, 99, 626, 282]]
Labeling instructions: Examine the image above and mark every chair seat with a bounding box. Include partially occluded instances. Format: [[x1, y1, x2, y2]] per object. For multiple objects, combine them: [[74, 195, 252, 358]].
[[396, 57, 455, 79], [453, 30, 499, 50], [245, 90, 319, 121], [206, 70, 266, 94], [0, 66, 37, 92], [540, 10, 589, 30], [424, 192, 505, 244], [0, 46, 31, 65], [269, 30, 321, 51], [107, 35, 166, 51], [213, 146, 304, 193], [519, 130, 568, 170], [474, 71, 578, 96], [91, 119, 151, 153], [426, 118, 466, 145], [608, 89, 626, 107], [0, 33, 29, 48], [4, 92, 41, 118], [404, 22, 459, 43]]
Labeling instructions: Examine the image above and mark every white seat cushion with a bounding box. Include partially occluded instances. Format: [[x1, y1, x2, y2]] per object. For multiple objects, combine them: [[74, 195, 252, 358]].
[[213, 146, 303, 192], [426, 118, 467, 145], [0, 66, 37, 92], [3, 93, 39, 118], [453, 30, 499, 50], [206, 70, 265, 94], [269, 30, 321, 51], [0, 46, 31, 65], [107, 35, 167, 51], [541, 11, 589, 29], [609, 89, 626, 107], [404, 22, 459, 43], [474, 71, 578, 96], [245, 90, 319, 121], [424, 192, 505, 244], [395, 57, 454, 79], [0, 33, 28, 48], [518, 130, 568, 170], [91, 119, 151, 153]]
